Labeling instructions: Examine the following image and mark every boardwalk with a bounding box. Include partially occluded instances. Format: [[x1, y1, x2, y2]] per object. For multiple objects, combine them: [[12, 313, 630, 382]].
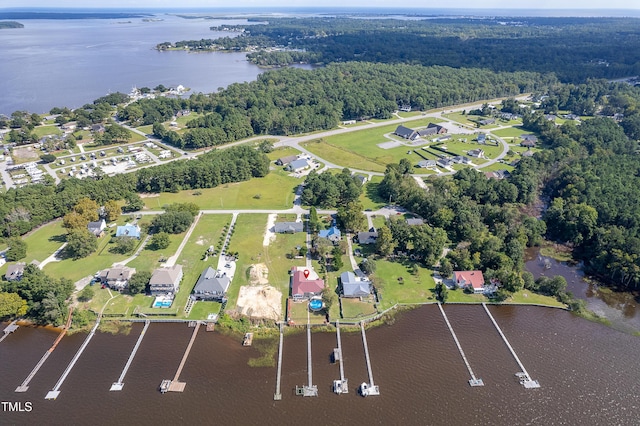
[[437, 303, 484, 386], [482, 303, 540, 388], [110, 320, 150, 391], [274, 322, 284, 400], [296, 324, 318, 397], [359, 322, 380, 396], [333, 321, 348, 394], [0, 320, 19, 343], [45, 309, 102, 400], [162, 322, 200, 393], [16, 309, 73, 393]]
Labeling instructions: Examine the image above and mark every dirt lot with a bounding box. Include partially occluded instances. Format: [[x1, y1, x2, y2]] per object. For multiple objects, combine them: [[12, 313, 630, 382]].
[[235, 263, 282, 320]]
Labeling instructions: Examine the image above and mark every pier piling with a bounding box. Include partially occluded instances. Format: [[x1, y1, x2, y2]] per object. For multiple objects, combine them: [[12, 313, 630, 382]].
[[437, 303, 484, 386], [482, 303, 540, 388]]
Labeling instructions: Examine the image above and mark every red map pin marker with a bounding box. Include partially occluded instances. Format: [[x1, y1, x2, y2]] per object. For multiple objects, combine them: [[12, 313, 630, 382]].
[[303, 269, 310, 279]]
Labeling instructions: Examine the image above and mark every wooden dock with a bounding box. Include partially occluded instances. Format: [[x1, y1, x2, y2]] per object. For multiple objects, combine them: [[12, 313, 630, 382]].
[[160, 322, 200, 393], [333, 321, 348, 394], [296, 324, 318, 397], [359, 322, 379, 396], [274, 323, 284, 400], [0, 320, 19, 343], [46, 309, 101, 400], [16, 308, 73, 393], [110, 320, 150, 391], [482, 303, 540, 389], [437, 303, 484, 387]]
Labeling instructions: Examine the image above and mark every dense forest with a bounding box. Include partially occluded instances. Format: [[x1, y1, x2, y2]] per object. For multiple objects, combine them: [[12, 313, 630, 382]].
[[181, 16, 640, 83], [120, 62, 552, 149]]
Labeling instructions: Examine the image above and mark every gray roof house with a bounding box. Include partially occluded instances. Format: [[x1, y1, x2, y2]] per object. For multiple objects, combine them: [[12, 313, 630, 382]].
[[274, 221, 304, 234], [99, 266, 136, 291], [394, 125, 419, 140], [149, 265, 183, 295], [436, 158, 454, 168], [4, 262, 26, 281], [418, 123, 447, 137], [357, 229, 378, 244], [406, 218, 424, 226], [452, 155, 471, 164], [340, 271, 372, 298], [87, 219, 106, 237], [192, 267, 231, 301], [285, 159, 310, 172], [275, 155, 298, 166], [418, 159, 437, 168]]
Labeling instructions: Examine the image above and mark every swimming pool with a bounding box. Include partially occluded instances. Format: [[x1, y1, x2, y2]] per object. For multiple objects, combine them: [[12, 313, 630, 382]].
[[153, 298, 173, 308], [309, 298, 323, 311]]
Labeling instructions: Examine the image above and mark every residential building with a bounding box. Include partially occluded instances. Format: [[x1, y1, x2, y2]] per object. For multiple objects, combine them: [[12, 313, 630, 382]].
[[353, 174, 368, 186], [4, 262, 25, 281], [406, 218, 424, 226], [286, 159, 310, 172], [418, 123, 448, 137], [275, 155, 298, 166], [454, 270, 485, 294], [340, 271, 372, 298], [436, 158, 454, 168], [149, 265, 183, 295], [87, 219, 107, 238], [417, 159, 437, 168], [452, 155, 471, 164], [477, 133, 486, 144], [115, 224, 141, 239], [479, 118, 495, 126], [291, 268, 325, 301], [99, 266, 136, 291], [274, 221, 304, 234], [318, 225, 341, 243], [357, 229, 378, 244], [467, 148, 484, 158], [192, 267, 231, 301]]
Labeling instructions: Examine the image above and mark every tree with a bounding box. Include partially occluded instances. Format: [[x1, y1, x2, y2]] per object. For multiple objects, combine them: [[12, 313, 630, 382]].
[[63, 211, 88, 230], [321, 286, 337, 313], [128, 271, 152, 295], [439, 258, 453, 279], [375, 225, 395, 257], [0, 292, 28, 318], [40, 154, 56, 163], [337, 201, 366, 232], [151, 210, 194, 234], [332, 246, 344, 271], [122, 193, 144, 213], [77, 286, 95, 302], [308, 206, 320, 234], [66, 229, 98, 259], [111, 236, 136, 254], [5, 237, 27, 261], [359, 257, 377, 275], [73, 198, 100, 222], [150, 232, 171, 250], [103, 200, 120, 222], [435, 282, 449, 303]]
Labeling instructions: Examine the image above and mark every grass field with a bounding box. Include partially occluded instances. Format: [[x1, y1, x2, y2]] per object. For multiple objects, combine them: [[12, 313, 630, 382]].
[[33, 125, 62, 138], [435, 140, 503, 158], [22, 220, 67, 264], [480, 162, 515, 172], [141, 171, 299, 211], [371, 258, 436, 309], [340, 297, 377, 319], [359, 176, 386, 211], [491, 126, 533, 138]]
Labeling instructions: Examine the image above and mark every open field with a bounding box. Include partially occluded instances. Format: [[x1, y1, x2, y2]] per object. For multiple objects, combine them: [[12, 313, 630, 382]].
[[366, 257, 436, 309], [141, 170, 299, 210], [340, 297, 377, 319], [491, 126, 533, 138], [359, 176, 386, 211], [32, 125, 62, 138]]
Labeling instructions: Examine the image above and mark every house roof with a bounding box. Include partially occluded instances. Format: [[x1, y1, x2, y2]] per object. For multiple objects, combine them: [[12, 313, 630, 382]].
[[115, 224, 141, 238], [5, 263, 25, 279], [454, 270, 485, 290], [418, 160, 436, 168], [102, 266, 135, 282], [406, 218, 424, 226], [394, 125, 418, 140], [340, 271, 371, 297], [274, 221, 304, 233], [149, 265, 183, 286], [318, 226, 341, 239], [87, 219, 106, 233], [277, 155, 298, 165], [193, 267, 230, 295], [291, 269, 324, 296], [357, 231, 378, 244], [287, 159, 309, 170]]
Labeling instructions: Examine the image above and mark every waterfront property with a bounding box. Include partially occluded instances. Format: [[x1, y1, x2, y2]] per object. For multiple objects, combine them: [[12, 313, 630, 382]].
[[149, 265, 184, 296], [291, 267, 325, 301], [340, 271, 372, 298], [98, 266, 136, 291], [454, 270, 485, 294], [192, 266, 231, 301]]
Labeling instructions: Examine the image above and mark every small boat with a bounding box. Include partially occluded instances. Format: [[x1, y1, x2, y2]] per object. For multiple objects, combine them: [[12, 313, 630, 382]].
[[359, 382, 369, 396], [242, 332, 253, 346], [159, 380, 171, 394], [333, 380, 343, 394]]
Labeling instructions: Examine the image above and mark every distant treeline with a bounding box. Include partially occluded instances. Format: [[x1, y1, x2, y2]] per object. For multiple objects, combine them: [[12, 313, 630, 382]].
[[119, 62, 553, 149], [0, 145, 268, 237], [0, 21, 23, 29], [192, 16, 640, 83]]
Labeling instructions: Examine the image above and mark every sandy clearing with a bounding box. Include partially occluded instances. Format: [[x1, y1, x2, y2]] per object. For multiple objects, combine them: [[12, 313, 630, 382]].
[[236, 285, 282, 321], [249, 263, 269, 285], [263, 213, 277, 246]]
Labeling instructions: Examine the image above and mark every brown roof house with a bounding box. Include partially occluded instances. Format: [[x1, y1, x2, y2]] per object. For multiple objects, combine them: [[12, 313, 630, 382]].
[[291, 267, 325, 301], [454, 270, 485, 294]]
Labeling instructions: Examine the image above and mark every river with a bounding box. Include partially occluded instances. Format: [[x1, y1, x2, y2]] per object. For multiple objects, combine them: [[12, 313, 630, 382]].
[[0, 14, 265, 116], [1, 304, 639, 425]]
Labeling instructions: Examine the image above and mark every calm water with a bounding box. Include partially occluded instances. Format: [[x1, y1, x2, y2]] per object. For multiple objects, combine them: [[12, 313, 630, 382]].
[[0, 15, 265, 115], [2, 305, 639, 425], [525, 248, 640, 334]]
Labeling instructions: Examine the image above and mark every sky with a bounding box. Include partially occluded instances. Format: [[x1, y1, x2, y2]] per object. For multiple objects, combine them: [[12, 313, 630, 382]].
[[1, 1, 638, 10]]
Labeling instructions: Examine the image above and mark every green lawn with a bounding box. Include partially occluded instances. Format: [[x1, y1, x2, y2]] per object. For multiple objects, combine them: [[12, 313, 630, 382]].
[[340, 297, 377, 319], [491, 126, 533, 138], [372, 258, 435, 309], [480, 162, 515, 172], [137, 125, 153, 135], [303, 139, 386, 172], [359, 176, 387, 211], [266, 146, 302, 162], [225, 214, 270, 309], [435, 140, 503, 158], [288, 300, 326, 325], [23, 220, 67, 263], [505, 290, 566, 307], [142, 171, 299, 211], [33, 125, 62, 138]]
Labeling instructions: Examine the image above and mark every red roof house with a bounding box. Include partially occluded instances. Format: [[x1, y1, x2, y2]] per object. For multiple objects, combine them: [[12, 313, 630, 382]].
[[291, 268, 325, 300], [454, 271, 485, 294]]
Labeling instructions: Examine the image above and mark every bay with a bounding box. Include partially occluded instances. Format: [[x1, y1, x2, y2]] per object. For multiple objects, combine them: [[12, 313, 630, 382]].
[[0, 14, 264, 115]]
